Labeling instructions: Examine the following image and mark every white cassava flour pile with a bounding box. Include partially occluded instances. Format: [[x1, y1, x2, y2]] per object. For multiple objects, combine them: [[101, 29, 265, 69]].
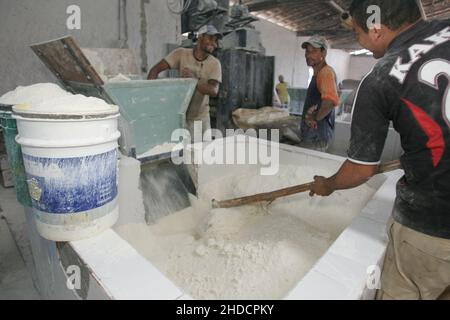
[[0, 83, 70, 105], [0, 83, 117, 114], [30, 94, 117, 114], [115, 163, 382, 300]]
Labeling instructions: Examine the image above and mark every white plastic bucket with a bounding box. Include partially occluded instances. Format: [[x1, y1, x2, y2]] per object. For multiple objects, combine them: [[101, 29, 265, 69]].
[[13, 106, 121, 241]]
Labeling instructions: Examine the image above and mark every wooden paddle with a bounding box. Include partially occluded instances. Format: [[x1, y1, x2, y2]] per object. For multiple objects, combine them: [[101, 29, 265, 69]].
[[212, 160, 402, 209]]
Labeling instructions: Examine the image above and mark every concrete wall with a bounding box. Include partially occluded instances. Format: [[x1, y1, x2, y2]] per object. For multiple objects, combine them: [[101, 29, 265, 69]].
[[125, 0, 182, 74], [347, 55, 378, 80], [0, 0, 181, 95]]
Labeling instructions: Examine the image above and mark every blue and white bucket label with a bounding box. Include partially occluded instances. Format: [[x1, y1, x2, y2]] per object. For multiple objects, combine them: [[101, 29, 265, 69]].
[[23, 150, 118, 214]]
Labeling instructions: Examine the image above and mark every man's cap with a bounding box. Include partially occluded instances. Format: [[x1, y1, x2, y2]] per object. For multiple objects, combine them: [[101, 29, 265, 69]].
[[198, 25, 223, 40], [301, 36, 329, 50]]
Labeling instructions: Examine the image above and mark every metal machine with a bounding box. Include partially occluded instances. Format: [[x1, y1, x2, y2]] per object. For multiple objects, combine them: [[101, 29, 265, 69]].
[[179, 0, 229, 36], [176, 0, 275, 133], [221, 1, 264, 54]]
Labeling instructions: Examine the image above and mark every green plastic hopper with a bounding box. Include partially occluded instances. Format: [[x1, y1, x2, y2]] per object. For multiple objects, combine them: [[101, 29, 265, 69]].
[[103, 79, 197, 157]]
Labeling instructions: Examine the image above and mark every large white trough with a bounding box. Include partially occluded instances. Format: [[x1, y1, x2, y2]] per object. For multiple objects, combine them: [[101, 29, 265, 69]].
[[26, 136, 402, 300]]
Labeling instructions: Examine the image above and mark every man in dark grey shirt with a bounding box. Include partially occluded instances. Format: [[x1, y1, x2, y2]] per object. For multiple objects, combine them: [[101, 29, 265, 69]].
[[310, 0, 450, 299]]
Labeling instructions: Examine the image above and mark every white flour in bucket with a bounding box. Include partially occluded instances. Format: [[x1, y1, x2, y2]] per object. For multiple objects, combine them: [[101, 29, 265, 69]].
[[115, 164, 381, 300], [30, 94, 116, 114], [0, 83, 70, 105], [0, 83, 116, 114]]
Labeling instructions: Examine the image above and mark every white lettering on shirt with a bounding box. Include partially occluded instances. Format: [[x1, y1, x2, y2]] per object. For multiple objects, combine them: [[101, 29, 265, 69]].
[[389, 26, 450, 84]]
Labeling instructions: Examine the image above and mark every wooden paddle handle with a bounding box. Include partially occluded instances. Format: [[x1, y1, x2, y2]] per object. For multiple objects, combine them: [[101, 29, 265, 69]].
[[212, 160, 402, 209]]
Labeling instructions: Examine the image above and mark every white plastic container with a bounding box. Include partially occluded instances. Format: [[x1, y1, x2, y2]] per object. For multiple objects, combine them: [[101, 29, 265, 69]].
[[13, 100, 121, 241]]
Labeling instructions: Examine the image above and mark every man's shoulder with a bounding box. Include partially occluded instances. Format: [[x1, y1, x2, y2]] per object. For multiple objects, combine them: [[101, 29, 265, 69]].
[[355, 62, 386, 94], [207, 54, 221, 66], [353, 57, 399, 109], [168, 47, 192, 57], [323, 64, 336, 73], [360, 52, 400, 86], [426, 18, 450, 34], [378, 20, 450, 82], [319, 65, 337, 79], [203, 55, 221, 74], [175, 47, 192, 52]]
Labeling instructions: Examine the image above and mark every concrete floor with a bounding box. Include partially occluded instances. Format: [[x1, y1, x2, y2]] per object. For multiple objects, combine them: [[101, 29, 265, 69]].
[[0, 185, 40, 300]]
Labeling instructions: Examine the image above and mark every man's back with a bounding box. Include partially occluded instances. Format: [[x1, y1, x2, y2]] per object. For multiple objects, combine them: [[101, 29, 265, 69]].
[[349, 19, 450, 238]]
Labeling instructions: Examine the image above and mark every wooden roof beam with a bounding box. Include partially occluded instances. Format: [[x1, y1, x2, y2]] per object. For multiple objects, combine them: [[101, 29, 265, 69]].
[[296, 29, 353, 37], [246, 0, 333, 12]]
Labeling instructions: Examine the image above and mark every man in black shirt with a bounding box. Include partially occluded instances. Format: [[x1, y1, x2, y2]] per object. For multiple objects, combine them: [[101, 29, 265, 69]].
[[310, 0, 450, 299]]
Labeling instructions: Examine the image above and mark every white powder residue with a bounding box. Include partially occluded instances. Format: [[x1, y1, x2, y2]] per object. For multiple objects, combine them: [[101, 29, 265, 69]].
[[137, 143, 182, 159], [0, 83, 71, 105], [115, 164, 381, 300]]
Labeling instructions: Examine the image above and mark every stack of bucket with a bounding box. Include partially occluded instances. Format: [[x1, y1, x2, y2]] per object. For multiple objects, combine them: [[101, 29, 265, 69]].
[[0, 103, 32, 206]]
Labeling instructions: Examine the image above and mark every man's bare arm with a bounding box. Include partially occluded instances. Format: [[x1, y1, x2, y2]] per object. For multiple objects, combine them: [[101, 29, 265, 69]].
[[309, 160, 379, 197], [147, 60, 170, 80], [180, 68, 219, 97], [304, 99, 335, 128], [315, 99, 335, 121], [197, 80, 220, 97]]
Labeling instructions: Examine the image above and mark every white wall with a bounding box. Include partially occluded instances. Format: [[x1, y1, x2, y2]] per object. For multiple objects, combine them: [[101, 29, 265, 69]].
[[327, 49, 350, 85], [255, 19, 351, 89], [0, 0, 181, 95], [254, 20, 310, 88], [347, 55, 378, 80]]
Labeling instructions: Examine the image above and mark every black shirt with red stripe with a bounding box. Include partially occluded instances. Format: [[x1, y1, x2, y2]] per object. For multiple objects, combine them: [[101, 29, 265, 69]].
[[348, 19, 450, 239]]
